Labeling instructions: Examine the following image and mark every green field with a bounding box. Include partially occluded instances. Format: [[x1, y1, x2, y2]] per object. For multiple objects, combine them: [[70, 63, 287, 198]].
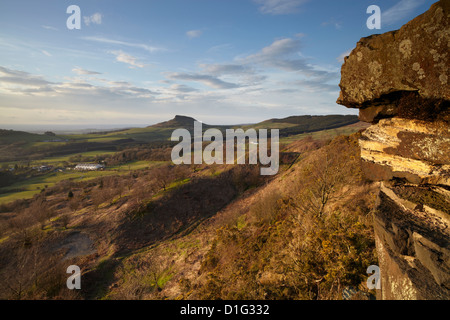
[[0, 129, 66, 144], [0, 160, 167, 205], [57, 127, 176, 143], [279, 122, 368, 145], [0, 150, 118, 168], [0, 115, 363, 205]]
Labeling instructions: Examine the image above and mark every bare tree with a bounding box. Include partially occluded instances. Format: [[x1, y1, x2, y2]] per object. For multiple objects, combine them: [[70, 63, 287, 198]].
[[1, 243, 43, 299], [296, 138, 359, 218], [60, 213, 70, 229], [153, 166, 172, 191], [31, 200, 53, 230]]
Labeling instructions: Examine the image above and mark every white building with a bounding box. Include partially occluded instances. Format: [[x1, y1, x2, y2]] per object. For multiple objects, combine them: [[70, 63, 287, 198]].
[[74, 163, 105, 171]]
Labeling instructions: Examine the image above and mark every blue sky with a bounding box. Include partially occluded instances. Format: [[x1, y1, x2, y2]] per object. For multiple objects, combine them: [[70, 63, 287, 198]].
[[0, 0, 436, 130]]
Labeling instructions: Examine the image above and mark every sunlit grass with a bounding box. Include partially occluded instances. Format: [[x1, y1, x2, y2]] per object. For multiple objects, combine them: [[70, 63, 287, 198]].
[[0, 150, 118, 168], [279, 123, 368, 145], [0, 160, 169, 204]]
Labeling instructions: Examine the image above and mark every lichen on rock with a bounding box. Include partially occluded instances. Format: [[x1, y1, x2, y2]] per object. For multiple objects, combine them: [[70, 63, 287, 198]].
[[336, 0, 450, 300], [337, 0, 449, 115]]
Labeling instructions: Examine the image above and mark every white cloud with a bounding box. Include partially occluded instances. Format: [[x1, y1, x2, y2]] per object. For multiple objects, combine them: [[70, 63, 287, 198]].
[[321, 18, 343, 30], [41, 50, 52, 57], [239, 37, 337, 80], [293, 79, 339, 93], [169, 84, 198, 93], [82, 36, 164, 53], [244, 38, 300, 61], [106, 80, 133, 87], [0, 29, 347, 127], [241, 38, 306, 72], [72, 67, 102, 75], [0, 63, 348, 127], [199, 63, 253, 75], [83, 13, 102, 26], [165, 36, 337, 93], [382, 0, 426, 26], [186, 29, 203, 39], [167, 72, 239, 89], [253, 0, 309, 15], [42, 25, 58, 31], [0, 66, 158, 101], [207, 43, 233, 53], [109, 50, 145, 68], [0, 66, 54, 88]]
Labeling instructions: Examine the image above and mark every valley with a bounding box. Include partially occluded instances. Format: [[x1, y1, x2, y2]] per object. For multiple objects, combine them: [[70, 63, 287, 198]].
[[0, 114, 376, 300]]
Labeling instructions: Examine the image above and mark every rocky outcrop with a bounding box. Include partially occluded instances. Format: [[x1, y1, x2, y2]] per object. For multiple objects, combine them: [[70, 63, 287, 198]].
[[337, 0, 449, 114], [359, 118, 450, 186], [373, 182, 450, 299], [337, 0, 450, 300]]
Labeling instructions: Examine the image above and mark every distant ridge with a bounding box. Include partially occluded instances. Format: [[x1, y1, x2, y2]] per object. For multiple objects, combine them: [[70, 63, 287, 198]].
[[269, 114, 356, 125], [151, 115, 199, 128], [151, 114, 359, 130], [0, 129, 64, 143]]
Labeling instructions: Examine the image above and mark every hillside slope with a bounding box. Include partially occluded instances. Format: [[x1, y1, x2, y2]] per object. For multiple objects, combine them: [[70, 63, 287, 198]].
[[0, 114, 359, 163], [102, 132, 378, 300], [0, 129, 378, 300]]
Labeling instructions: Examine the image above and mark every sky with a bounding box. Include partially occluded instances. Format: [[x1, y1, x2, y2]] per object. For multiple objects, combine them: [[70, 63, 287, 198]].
[[0, 0, 436, 130]]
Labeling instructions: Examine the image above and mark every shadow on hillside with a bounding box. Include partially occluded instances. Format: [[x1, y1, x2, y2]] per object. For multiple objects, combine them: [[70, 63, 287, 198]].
[[112, 168, 262, 255], [80, 257, 121, 300]]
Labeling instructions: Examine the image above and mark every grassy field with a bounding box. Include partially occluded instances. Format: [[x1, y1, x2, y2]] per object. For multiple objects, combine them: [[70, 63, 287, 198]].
[[0, 129, 66, 144], [29, 141, 68, 148], [57, 127, 176, 143], [279, 122, 368, 145], [55, 115, 361, 144], [0, 160, 167, 205], [0, 116, 365, 205], [240, 121, 299, 130], [0, 150, 118, 168]]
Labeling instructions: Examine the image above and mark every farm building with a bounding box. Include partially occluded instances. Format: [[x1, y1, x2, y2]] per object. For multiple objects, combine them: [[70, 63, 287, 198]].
[[37, 165, 53, 172], [74, 163, 105, 171]]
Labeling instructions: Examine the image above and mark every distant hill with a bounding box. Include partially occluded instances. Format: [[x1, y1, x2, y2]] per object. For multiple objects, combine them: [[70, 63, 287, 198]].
[[275, 115, 359, 136], [0, 114, 360, 162], [151, 115, 199, 129], [152, 114, 359, 133], [1, 114, 360, 145], [242, 114, 359, 136], [0, 129, 65, 144], [270, 115, 357, 126]]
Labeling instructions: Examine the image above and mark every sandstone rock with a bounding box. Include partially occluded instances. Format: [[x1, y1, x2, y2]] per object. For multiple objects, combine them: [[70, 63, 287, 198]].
[[336, 0, 450, 300], [373, 184, 450, 299], [413, 232, 450, 288], [358, 104, 397, 123], [337, 0, 449, 120], [359, 118, 450, 185]]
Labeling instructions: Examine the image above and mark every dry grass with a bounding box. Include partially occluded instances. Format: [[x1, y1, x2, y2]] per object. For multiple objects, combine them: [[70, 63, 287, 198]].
[[0, 132, 378, 300]]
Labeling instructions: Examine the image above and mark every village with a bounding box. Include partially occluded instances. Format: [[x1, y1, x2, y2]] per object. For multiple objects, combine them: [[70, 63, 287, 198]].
[[30, 163, 106, 173], [0, 163, 107, 174]]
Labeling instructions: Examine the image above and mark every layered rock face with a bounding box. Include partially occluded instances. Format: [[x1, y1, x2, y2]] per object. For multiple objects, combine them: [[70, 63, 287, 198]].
[[337, 0, 449, 300]]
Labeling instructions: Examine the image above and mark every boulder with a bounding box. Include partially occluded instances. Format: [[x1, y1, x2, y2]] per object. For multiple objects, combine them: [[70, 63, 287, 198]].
[[337, 0, 449, 122]]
